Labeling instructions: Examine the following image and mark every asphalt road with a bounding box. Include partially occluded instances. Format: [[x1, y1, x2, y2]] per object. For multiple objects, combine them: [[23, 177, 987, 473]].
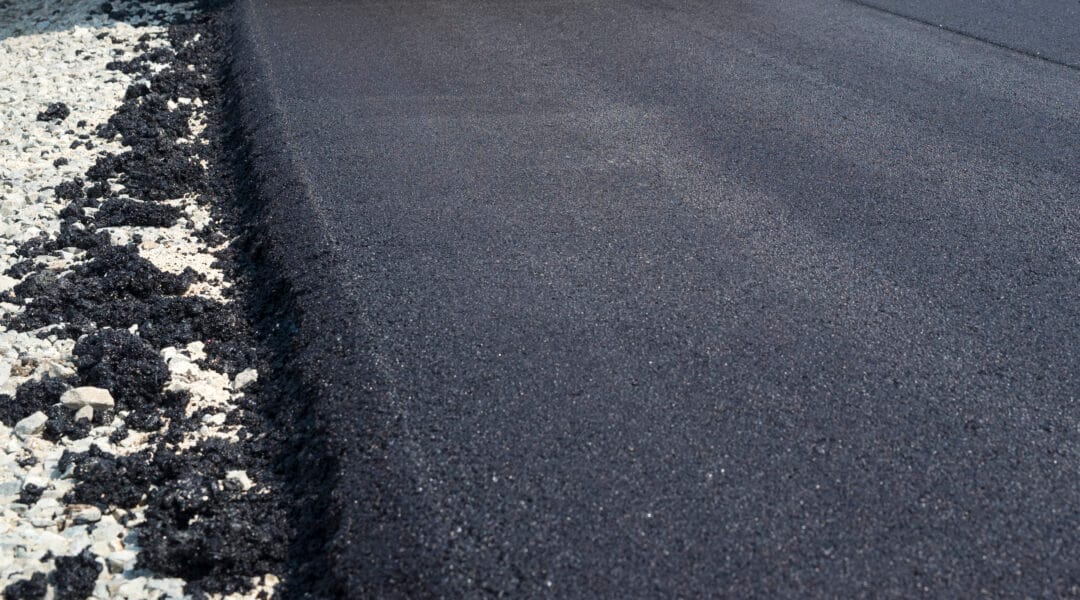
[[235, 0, 1080, 596]]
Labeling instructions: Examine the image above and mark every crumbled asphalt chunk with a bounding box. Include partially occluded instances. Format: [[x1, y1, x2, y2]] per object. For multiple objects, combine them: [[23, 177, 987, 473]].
[[52, 548, 101, 600], [53, 178, 84, 201], [83, 181, 110, 200], [135, 439, 287, 591], [107, 423, 128, 444], [43, 403, 92, 442], [4, 245, 212, 341], [2, 572, 47, 600], [4, 259, 36, 279], [0, 377, 70, 427], [61, 446, 154, 509], [73, 329, 168, 409], [17, 483, 44, 506], [200, 339, 257, 377], [88, 136, 204, 202], [36, 102, 70, 122], [139, 477, 285, 588], [123, 83, 149, 100], [124, 410, 163, 432], [95, 197, 182, 227]]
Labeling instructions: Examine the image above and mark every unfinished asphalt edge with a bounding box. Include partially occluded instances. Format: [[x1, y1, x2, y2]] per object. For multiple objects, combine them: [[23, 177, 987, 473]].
[[224, 1, 434, 596]]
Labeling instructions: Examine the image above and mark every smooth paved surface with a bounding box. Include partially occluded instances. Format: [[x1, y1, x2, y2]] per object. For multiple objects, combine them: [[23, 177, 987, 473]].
[[238, 0, 1080, 596]]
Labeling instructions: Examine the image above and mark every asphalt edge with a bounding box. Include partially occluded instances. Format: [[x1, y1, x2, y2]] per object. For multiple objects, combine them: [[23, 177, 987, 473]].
[[222, 1, 434, 596], [221, 2, 344, 597]]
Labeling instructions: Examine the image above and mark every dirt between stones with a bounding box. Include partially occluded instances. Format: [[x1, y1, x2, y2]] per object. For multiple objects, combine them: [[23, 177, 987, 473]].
[[2, 2, 291, 597]]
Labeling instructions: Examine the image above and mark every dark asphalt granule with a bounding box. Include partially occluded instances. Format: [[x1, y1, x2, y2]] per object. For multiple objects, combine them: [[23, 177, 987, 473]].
[[52, 549, 101, 600], [95, 197, 183, 227], [73, 329, 169, 408], [5, 245, 233, 345], [17, 483, 45, 507], [61, 446, 156, 509], [0, 377, 70, 427], [36, 102, 71, 122], [2, 572, 47, 600], [107, 423, 129, 444], [123, 82, 150, 100], [3, 259, 36, 279], [53, 178, 83, 201], [42, 403, 92, 443], [198, 339, 258, 377]]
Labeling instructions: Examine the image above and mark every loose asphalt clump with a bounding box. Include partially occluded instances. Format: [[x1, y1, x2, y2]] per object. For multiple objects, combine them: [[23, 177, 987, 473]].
[[2, 572, 47, 600], [198, 338, 258, 377], [35, 102, 70, 122], [53, 178, 84, 201], [88, 131, 205, 203], [16, 483, 45, 507], [0, 377, 70, 427], [92, 38, 208, 203], [61, 446, 157, 509], [73, 329, 168, 407], [42, 403, 93, 443], [4, 259, 37, 279], [95, 197, 183, 227], [52, 549, 102, 600], [3, 245, 223, 344], [138, 476, 286, 588]]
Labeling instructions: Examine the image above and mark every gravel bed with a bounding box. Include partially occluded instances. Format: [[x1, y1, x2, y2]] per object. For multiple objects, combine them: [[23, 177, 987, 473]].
[[1, 1, 286, 598]]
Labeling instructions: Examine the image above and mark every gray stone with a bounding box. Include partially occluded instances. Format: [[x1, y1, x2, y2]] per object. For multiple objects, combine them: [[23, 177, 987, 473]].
[[145, 578, 186, 598], [70, 504, 101, 524], [14, 411, 47, 438], [0, 481, 21, 497], [74, 404, 93, 422], [106, 549, 136, 573], [61, 524, 88, 539], [60, 386, 114, 410], [232, 368, 258, 390]]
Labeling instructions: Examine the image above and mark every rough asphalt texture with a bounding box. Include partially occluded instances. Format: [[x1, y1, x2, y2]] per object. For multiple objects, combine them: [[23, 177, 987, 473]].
[[232, 0, 1080, 596]]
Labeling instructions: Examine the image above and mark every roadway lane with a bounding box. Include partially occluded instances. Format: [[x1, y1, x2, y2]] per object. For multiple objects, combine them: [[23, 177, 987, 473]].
[[234, 0, 1080, 596], [856, 0, 1080, 67]]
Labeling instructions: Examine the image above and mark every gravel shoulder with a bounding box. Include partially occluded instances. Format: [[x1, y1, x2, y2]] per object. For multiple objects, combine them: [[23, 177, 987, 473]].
[[1, 1, 291, 598]]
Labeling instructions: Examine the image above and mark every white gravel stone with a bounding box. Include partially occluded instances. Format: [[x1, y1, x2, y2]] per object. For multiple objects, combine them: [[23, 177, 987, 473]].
[[106, 549, 136, 573], [74, 404, 94, 423], [13, 412, 47, 439], [69, 504, 102, 524], [233, 368, 258, 391], [60, 386, 115, 410]]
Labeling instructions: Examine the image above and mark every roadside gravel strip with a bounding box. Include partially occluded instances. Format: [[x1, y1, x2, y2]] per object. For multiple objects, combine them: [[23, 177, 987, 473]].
[[1, 1, 286, 598]]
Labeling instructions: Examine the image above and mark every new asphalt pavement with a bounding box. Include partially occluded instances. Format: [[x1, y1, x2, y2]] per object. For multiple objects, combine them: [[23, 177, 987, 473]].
[[232, 0, 1080, 596]]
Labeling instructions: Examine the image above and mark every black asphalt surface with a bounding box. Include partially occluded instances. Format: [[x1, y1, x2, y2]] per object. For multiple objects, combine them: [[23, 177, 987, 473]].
[[857, 0, 1080, 68], [233, 0, 1080, 596]]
